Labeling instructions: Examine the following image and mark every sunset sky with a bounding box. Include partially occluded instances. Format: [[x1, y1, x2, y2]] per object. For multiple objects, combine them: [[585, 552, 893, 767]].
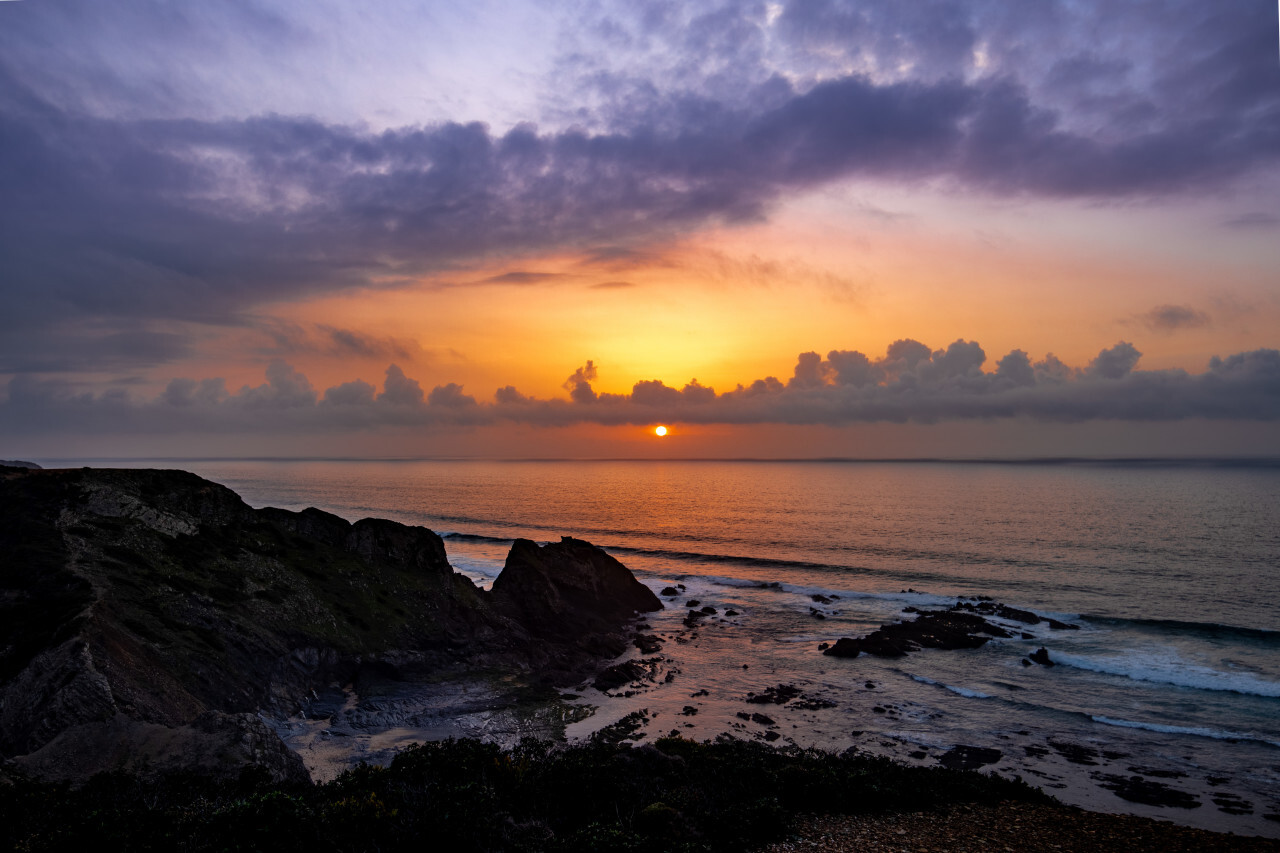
[[2, 1, 1278, 459]]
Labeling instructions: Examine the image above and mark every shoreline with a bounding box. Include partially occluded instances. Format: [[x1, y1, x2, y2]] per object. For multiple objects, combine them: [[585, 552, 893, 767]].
[[271, 644, 1280, 839]]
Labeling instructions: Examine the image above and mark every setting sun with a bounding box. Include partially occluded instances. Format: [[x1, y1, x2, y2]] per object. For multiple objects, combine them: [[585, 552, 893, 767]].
[[655, 425, 668, 437]]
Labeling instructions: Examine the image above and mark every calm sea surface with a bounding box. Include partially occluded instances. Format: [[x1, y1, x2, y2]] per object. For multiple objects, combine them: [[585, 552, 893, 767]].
[[56, 458, 1280, 831]]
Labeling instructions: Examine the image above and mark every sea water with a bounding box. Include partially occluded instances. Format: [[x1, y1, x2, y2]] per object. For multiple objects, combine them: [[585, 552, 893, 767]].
[[55, 458, 1280, 834]]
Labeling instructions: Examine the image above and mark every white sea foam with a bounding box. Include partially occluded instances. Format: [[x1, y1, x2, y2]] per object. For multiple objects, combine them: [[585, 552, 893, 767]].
[[1054, 649, 1280, 698], [909, 674, 992, 700], [1091, 716, 1280, 747]]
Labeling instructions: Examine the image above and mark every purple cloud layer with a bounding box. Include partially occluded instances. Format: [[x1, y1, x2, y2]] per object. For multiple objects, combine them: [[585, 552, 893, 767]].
[[4, 341, 1278, 436], [2, 1, 1278, 375]]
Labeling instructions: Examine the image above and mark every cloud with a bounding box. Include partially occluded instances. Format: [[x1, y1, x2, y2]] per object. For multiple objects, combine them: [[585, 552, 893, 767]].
[[480, 271, 572, 285], [1222, 212, 1278, 230], [322, 379, 376, 407], [1, 1, 1278, 380], [427, 382, 476, 408], [1137, 304, 1211, 333], [1086, 341, 1141, 380], [377, 364, 424, 406], [5, 340, 1280, 438], [251, 319, 422, 362], [0, 327, 195, 373], [235, 360, 317, 409], [589, 280, 635, 289], [3, 1, 1279, 373], [562, 361, 599, 404]]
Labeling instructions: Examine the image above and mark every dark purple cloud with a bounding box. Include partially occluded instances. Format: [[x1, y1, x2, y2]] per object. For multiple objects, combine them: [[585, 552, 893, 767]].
[[4, 341, 1279, 438], [1, 1, 1278, 378], [4, 63, 1274, 350]]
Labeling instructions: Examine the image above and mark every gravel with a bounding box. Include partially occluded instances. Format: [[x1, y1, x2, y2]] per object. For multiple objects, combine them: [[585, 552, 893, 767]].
[[759, 801, 1280, 852]]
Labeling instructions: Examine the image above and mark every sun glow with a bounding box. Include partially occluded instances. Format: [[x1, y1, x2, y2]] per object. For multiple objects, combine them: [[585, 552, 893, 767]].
[[655, 425, 668, 437]]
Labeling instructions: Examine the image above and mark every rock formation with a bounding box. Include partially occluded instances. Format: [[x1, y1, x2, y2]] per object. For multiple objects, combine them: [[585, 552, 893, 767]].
[[823, 601, 1078, 660], [0, 465, 659, 783], [491, 537, 662, 681], [823, 610, 1013, 659]]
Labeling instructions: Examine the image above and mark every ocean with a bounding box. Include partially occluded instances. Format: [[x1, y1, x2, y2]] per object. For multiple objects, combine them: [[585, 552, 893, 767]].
[[53, 458, 1280, 835]]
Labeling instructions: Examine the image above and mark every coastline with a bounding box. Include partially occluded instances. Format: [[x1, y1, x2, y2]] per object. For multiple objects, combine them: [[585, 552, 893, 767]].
[[4, 461, 1276, 846], [270, 595, 1280, 839]]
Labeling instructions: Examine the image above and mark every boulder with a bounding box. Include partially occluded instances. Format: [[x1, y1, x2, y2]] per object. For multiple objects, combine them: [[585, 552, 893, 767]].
[[1029, 647, 1055, 667], [490, 537, 662, 645]]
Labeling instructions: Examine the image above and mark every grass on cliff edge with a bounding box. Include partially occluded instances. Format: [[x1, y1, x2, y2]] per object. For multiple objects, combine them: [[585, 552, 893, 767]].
[[1, 735, 1051, 853]]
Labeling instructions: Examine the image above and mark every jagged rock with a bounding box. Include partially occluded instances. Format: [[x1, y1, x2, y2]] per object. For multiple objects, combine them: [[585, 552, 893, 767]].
[[746, 684, 801, 705], [952, 599, 1080, 631], [633, 633, 663, 654], [939, 745, 1003, 771], [593, 660, 649, 692], [823, 611, 1012, 659], [1093, 772, 1202, 808], [1029, 647, 1055, 667], [491, 538, 661, 653]]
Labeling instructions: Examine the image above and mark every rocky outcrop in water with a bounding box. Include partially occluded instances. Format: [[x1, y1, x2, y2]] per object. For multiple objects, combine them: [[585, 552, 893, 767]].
[[824, 611, 1014, 659], [823, 599, 1080, 661], [0, 465, 658, 783]]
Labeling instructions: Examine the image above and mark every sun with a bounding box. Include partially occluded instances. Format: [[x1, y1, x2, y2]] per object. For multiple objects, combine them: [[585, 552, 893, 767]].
[[654, 425, 668, 437]]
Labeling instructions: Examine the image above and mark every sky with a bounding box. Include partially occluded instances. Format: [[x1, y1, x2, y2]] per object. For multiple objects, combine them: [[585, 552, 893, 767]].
[[1, 0, 1278, 459]]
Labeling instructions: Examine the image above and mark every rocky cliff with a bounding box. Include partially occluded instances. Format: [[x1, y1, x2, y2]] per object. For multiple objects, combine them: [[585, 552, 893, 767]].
[[0, 465, 659, 783]]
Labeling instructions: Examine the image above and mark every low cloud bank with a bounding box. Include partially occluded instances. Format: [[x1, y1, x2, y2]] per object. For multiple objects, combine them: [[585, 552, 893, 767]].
[[3, 340, 1279, 436]]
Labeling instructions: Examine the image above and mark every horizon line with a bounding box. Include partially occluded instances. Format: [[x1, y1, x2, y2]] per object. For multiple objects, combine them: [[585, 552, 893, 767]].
[[21, 455, 1280, 468]]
